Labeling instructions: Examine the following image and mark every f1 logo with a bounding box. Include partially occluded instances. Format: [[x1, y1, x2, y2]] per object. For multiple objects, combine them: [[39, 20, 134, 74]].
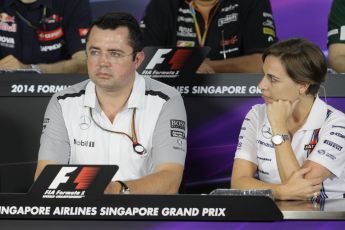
[[48, 166, 100, 190], [146, 49, 172, 69], [48, 167, 77, 189]]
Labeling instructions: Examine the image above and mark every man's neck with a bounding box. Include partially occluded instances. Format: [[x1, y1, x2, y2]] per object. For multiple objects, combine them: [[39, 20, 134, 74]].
[[193, 0, 219, 9], [192, 0, 219, 23], [95, 84, 134, 123]]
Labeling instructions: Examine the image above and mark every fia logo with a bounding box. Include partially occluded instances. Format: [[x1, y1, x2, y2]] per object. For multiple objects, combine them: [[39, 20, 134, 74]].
[[48, 166, 100, 190]]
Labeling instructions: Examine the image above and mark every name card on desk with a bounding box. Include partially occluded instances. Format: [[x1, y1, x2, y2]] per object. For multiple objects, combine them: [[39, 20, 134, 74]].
[[0, 165, 283, 221]]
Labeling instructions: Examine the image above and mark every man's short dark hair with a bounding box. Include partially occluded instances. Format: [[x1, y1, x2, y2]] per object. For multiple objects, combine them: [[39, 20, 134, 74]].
[[262, 38, 327, 96], [86, 12, 143, 53]]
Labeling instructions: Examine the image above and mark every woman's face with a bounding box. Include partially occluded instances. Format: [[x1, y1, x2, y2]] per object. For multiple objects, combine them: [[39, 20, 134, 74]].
[[258, 55, 305, 104]]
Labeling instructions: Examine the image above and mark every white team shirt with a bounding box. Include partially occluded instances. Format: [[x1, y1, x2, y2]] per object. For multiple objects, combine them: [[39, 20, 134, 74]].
[[38, 73, 187, 181], [235, 96, 345, 199]]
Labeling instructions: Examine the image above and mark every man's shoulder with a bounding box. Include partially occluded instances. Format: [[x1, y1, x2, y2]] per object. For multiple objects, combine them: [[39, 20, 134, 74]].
[[143, 76, 182, 101], [54, 79, 89, 100]]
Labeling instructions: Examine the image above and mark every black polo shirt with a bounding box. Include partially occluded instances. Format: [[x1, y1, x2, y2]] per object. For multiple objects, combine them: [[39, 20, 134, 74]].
[[0, 0, 91, 64], [141, 0, 277, 60]]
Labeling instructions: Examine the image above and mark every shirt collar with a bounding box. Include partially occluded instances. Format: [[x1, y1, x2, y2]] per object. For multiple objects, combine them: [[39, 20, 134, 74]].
[[127, 72, 146, 109], [300, 96, 328, 130], [84, 72, 146, 111]]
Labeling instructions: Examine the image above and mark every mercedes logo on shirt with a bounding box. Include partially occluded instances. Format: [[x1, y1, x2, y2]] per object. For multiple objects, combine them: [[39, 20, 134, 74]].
[[261, 124, 272, 139], [79, 115, 91, 130]]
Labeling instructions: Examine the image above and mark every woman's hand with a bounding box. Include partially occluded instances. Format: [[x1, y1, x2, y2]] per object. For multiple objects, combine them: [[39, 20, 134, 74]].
[[275, 167, 322, 200], [267, 99, 299, 133]]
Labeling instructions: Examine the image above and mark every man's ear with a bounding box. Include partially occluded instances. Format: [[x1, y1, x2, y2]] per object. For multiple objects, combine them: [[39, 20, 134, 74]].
[[134, 51, 145, 69]]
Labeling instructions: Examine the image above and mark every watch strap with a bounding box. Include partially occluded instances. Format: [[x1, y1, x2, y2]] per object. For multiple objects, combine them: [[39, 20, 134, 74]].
[[116, 180, 130, 194]]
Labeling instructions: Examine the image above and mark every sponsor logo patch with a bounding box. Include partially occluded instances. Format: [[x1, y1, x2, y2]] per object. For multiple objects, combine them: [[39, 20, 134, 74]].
[[221, 36, 238, 46], [177, 26, 196, 38], [177, 40, 195, 47], [261, 124, 272, 139], [341, 26, 345, 41], [263, 19, 275, 29], [328, 29, 339, 37], [257, 139, 274, 148], [79, 115, 91, 130], [0, 35, 15, 48], [263, 27, 276, 37], [74, 139, 95, 148], [37, 27, 64, 41], [40, 42, 62, 52], [324, 139, 342, 151], [170, 119, 186, 130], [218, 13, 238, 27], [304, 144, 316, 150], [79, 28, 89, 37], [221, 4, 239, 12], [0, 13, 17, 32], [177, 16, 193, 23], [42, 118, 50, 131], [44, 14, 63, 24], [171, 130, 185, 139], [330, 132, 345, 139], [318, 149, 326, 155]]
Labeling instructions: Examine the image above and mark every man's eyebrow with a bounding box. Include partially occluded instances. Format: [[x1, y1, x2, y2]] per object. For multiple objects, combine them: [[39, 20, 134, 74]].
[[88, 46, 100, 50]]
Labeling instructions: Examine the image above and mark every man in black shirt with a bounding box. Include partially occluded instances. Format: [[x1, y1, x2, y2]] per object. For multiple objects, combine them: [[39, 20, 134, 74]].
[[0, 0, 91, 73], [141, 0, 277, 73]]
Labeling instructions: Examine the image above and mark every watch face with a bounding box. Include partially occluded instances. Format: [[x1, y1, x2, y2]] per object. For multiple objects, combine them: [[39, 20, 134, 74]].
[[271, 135, 284, 145]]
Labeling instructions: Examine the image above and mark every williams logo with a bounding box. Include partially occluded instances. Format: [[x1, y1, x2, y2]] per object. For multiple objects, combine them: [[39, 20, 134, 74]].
[[43, 166, 100, 199], [74, 139, 95, 147]]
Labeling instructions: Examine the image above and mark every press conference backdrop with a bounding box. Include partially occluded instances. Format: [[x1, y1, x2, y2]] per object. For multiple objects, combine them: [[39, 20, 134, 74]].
[[89, 0, 332, 54], [1, 73, 345, 194]]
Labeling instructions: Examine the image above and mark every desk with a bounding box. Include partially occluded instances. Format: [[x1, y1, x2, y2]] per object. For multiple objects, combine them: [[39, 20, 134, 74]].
[[0, 202, 345, 230]]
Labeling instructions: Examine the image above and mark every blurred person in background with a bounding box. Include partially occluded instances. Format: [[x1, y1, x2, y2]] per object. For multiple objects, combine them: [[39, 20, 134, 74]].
[[141, 0, 277, 73], [328, 0, 345, 73], [0, 0, 91, 73]]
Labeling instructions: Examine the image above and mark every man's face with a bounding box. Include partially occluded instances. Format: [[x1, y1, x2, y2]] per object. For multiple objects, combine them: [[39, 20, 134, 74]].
[[258, 55, 302, 104], [86, 26, 143, 93]]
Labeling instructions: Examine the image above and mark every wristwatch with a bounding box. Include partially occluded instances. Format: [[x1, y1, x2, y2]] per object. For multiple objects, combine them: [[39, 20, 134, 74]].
[[271, 134, 290, 146], [116, 180, 130, 194]]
